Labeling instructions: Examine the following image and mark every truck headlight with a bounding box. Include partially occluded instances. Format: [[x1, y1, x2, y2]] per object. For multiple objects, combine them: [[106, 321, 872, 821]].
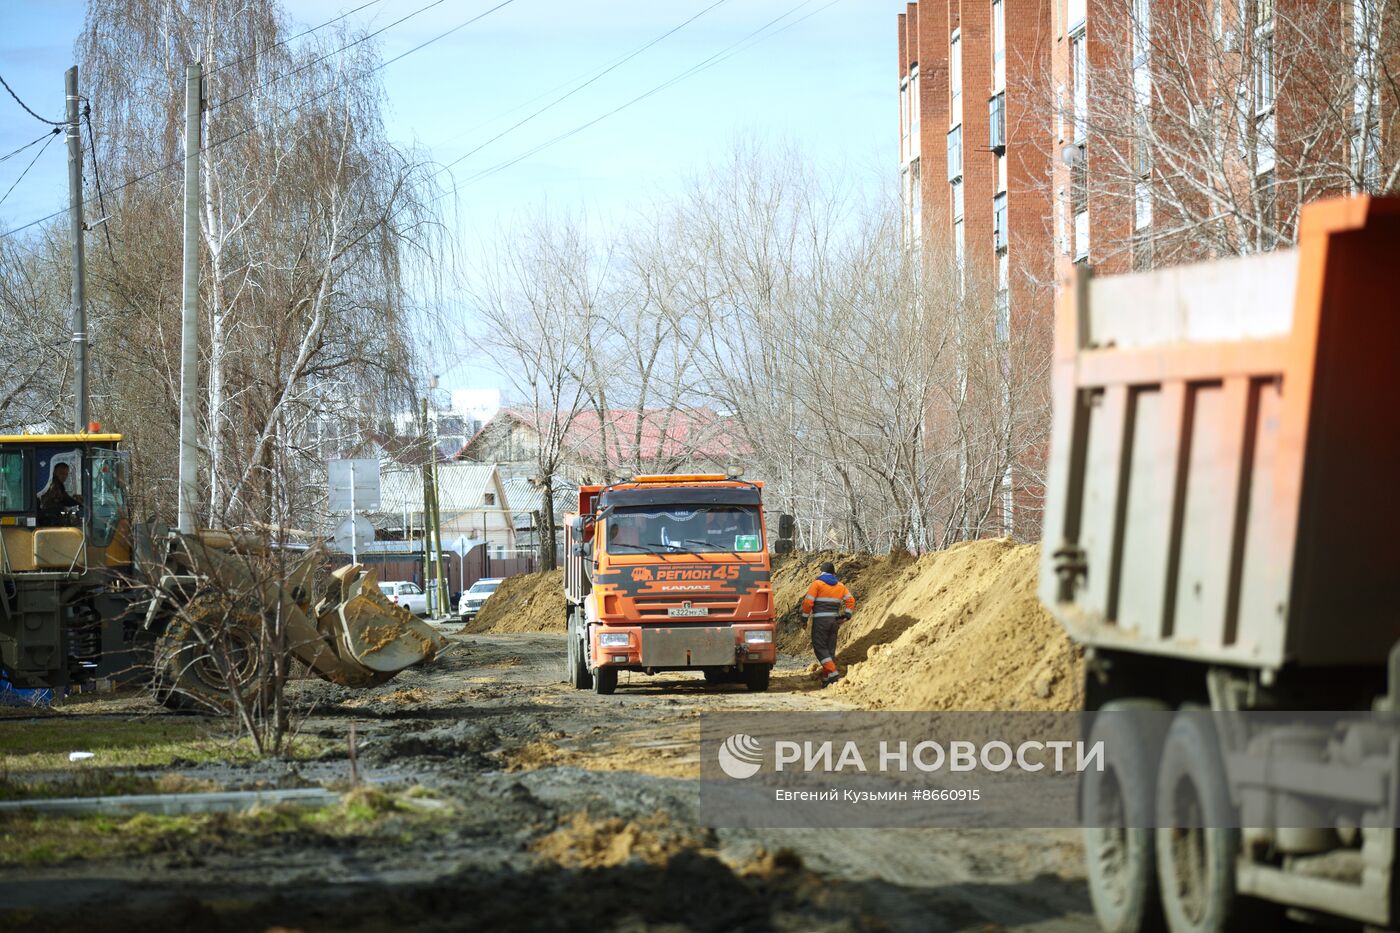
[[599, 632, 631, 647], [743, 631, 773, 644]]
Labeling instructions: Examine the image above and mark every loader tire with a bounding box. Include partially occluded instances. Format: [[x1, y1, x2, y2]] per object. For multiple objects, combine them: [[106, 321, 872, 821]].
[[743, 665, 771, 692], [1082, 698, 1170, 933], [592, 666, 617, 695], [151, 598, 267, 715]]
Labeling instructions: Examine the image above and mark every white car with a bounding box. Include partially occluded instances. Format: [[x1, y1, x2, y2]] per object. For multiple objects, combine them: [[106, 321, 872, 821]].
[[458, 577, 504, 621], [378, 580, 429, 617]]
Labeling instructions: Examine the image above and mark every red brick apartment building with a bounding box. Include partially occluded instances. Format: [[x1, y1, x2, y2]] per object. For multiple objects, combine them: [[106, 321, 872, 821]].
[[899, 0, 1396, 533]]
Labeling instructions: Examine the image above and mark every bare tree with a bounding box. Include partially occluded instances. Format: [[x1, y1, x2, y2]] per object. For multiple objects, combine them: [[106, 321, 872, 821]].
[[467, 213, 603, 569], [1041, 0, 1400, 269]]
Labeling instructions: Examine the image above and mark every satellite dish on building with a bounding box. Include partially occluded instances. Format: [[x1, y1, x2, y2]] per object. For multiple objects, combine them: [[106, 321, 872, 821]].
[[334, 515, 375, 557]]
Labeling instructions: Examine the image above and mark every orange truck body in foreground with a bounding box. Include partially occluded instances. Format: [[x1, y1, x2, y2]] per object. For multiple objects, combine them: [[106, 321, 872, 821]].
[[562, 475, 780, 694], [1039, 196, 1400, 929]]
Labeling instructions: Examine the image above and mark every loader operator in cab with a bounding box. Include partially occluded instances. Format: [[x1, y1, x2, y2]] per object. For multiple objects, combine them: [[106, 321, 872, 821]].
[[802, 561, 855, 687], [37, 461, 82, 524]]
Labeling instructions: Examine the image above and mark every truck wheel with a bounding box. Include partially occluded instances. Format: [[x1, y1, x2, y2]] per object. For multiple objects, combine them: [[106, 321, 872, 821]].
[[567, 614, 592, 690], [1154, 713, 1242, 933], [743, 665, 771, 692], [592, 666, 617, 695], [1082, 699, 1170, 933], [703, 668, 726, 687]]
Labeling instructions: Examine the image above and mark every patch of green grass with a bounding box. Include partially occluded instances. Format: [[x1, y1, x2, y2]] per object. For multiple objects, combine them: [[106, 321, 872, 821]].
[[0, 718, 335, 775], [0, 787, 456, 867]]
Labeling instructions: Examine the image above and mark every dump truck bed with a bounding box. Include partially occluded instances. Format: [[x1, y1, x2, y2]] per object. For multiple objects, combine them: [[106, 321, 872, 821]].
[[1039, 197, 1400, 670]]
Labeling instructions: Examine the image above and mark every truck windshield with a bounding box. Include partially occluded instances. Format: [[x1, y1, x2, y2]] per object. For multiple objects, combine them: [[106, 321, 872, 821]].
[[606, 505, 762, 554]]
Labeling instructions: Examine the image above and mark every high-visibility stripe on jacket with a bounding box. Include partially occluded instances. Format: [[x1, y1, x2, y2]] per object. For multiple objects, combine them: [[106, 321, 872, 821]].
[[802, 573, 855, 618]]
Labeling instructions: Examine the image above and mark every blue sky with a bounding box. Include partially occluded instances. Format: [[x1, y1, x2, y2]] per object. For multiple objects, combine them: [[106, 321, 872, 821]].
[[1, 0, 895, 389]]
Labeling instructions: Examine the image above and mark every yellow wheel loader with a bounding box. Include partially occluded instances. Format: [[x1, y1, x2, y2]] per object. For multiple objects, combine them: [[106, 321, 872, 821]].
[[0, 432, 445, 710]]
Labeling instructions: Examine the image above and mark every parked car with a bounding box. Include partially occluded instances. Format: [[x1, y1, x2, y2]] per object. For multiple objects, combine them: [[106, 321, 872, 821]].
[[458, 578, 504, 622], [378, 580, 429, 617]]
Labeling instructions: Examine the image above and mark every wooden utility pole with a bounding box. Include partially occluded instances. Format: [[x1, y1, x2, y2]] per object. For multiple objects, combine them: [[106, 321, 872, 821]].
[[64, 66, 87, 432]]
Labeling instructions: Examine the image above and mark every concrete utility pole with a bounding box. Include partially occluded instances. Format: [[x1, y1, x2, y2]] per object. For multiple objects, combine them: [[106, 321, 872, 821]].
[[176, 62, 204, 535], [65, 66, 87, 433], [420, 397, 448, 616]]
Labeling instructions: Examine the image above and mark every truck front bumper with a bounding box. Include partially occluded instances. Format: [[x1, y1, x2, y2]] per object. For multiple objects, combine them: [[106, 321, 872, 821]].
[[590, 623, 776, 667]]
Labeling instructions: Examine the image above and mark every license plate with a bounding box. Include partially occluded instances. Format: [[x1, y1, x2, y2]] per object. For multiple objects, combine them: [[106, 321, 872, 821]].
[[667, 605, 710, 617]]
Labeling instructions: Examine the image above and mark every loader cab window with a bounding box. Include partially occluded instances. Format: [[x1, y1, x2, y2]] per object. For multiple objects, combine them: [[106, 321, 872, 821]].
[[0, 451, 25, 512], [88, 449, 127, 547], [36, 450, 83, 527], [607, 505, 762, 554]]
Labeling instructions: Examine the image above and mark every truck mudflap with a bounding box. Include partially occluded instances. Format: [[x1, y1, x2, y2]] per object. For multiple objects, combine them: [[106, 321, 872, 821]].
[[640, 626, 740, 667]]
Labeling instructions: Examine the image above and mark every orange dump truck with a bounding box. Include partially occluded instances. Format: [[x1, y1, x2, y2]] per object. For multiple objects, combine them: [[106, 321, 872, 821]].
[[1041, 197, 1400, 931], [563, 474, 794, 695]]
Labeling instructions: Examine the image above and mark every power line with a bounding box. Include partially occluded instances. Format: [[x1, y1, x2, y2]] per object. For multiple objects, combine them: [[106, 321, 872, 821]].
[[1, 128, 61, 164], [209, 0, 391, 76], [0, 74, 65, 126], [0, 128, 60, 208], [0, 0, 519, 241], [213, 0, 464, 111], [83, 108, 116, 259], [432, 0, 731, 176], [444, 0, 841, 192]]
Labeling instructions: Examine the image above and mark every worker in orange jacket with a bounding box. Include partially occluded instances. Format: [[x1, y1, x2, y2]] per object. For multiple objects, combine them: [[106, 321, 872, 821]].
[[801, 561, 855, 687]]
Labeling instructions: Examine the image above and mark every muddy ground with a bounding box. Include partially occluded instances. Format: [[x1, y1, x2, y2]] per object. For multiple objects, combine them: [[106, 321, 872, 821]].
[[0, 631, 1094, 932]]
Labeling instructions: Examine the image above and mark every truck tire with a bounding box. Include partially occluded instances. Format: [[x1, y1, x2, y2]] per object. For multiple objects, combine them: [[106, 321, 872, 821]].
[[1082, 699, 1170, 933], [592, 665, 617, 695], [567, 611, 592, 690], [743, 664, 771, 692], [1154, 713, 1243, 933]]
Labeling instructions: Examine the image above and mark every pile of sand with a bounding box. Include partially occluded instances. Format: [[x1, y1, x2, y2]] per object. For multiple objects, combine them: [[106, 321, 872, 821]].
[[530, 811, 711, 869], [466, 569, 565, 634], [778, 541, 1082, 711], [468, 541, 1081, 711]]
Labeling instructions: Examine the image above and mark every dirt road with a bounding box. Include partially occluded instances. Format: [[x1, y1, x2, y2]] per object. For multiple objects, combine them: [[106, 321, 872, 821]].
[[1, 631, 1095, 932]]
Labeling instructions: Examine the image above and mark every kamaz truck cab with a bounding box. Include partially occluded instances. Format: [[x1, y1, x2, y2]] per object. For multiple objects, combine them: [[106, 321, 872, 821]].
[[563, 474, 794, 695], [0, 432, 135, 689]]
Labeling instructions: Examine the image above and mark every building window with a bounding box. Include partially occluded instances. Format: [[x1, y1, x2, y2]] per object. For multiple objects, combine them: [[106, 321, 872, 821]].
[[1352, 0, 1381, 191], [950, 30, 962, 126], [910, 156, 922, 232], [947, 125, 963, 181], [989, 92, 1006, 153], [954, 218, 965, 294], [1258, 169, 1277, 248], [993, 192, 1008, 252], [1067, 0, 1086, 32], [1254, 28, 1274, 114], [1131, 0, 1151, 67], [1134, 180, 1152, 230], [1256, 110, 1276, 173], [484, 493, 495, 506], [992, 0, 1006, 91], [900, 78, 910, 159], [995, 252, 1010, 344], [910, 67, 921, 145], [1074, 210, 1090, 262], [1071, 28, 1088, 144], [951, 178, 964, 221]]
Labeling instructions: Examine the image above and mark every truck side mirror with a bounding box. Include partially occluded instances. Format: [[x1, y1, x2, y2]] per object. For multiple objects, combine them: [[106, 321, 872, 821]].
[[772, 539, 794, 556], [777, 513, 795, 541]]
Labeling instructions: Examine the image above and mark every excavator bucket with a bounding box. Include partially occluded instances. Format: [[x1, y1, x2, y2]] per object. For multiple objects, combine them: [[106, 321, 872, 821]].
[[329, 565, 446, 672]]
